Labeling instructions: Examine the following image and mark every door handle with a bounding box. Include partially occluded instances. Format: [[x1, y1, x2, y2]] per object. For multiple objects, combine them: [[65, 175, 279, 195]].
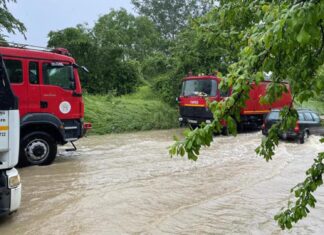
[[40, 101, 48, 109]]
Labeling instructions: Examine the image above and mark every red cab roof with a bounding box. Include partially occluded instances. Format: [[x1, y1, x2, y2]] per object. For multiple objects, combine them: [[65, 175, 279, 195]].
[[0, 46, 75, 63], [183, 75, 221, 82]]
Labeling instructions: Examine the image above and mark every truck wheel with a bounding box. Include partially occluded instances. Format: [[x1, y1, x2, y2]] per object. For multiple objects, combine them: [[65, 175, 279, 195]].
[[20, 131, 57, 166], [189, 124, 199, 130]]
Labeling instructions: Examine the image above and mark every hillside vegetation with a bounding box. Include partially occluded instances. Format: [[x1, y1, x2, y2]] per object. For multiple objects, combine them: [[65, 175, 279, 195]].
[[84, 86, 179, 135]]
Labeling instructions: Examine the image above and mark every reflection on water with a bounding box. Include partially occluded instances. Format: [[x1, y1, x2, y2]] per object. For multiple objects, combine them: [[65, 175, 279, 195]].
[[1, 129, 324, 234]]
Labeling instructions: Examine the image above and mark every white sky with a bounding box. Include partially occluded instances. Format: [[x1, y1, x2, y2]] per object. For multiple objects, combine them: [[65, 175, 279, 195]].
[[7, 0, 134, 47]]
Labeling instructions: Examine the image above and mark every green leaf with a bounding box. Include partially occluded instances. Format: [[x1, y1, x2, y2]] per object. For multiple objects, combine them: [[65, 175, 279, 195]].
[[296, 24, 311, 44]]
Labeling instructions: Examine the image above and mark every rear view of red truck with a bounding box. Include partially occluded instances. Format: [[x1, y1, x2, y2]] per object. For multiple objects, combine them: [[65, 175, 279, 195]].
[[178, 75, 292, 129], [0, 45, 91, 166]]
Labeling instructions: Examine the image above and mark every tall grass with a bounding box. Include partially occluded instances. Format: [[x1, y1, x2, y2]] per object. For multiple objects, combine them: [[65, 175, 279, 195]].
[[84, 86, 179, 135], [296, 99, 324, 115]]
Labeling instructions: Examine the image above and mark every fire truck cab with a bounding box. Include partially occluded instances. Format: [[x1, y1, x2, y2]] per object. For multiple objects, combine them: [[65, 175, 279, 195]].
[[178, 75, 292, 129], [0, 46, 91, 166]]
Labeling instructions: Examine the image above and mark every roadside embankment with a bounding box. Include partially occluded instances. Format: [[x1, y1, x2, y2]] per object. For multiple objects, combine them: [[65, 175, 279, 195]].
[[84, 87, 179, 135]]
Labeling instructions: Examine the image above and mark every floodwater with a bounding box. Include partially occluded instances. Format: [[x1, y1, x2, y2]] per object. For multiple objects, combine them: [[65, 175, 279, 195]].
[[1, 129, 324, 235]]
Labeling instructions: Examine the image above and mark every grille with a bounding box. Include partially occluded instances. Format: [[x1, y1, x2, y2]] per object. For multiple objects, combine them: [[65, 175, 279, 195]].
[[180, 106, 213, 119]]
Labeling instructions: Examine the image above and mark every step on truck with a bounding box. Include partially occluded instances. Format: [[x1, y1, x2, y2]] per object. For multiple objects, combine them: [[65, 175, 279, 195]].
[[178, 74, 292, 129], [0, 45, 91, 166], [0, 55, 21, 216]]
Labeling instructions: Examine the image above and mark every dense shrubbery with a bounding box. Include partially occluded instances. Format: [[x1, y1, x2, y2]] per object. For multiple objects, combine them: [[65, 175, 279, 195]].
[[151, 72, 183, 106], [84, 89, 179, 135]]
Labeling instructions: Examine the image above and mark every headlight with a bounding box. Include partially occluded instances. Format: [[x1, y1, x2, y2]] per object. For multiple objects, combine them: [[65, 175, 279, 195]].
[[8, 174, 21, 189]]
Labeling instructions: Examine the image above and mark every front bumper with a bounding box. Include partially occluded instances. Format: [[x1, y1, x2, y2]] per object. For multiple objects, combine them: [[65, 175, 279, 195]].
[[179, 106, 213, 126], [62, 119, 92, 142], [0, 168, 21, 216], [179, 117, 212, 126]]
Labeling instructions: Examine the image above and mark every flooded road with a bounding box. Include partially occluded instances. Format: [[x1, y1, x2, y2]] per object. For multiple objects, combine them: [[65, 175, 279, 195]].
[[1, 129, 324, 234]]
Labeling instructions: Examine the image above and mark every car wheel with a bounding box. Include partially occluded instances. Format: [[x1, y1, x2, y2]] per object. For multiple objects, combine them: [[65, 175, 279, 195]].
[[299, 132, 305, 144], [19, 131, 57, 166], [305, 130, 310, 139], [222, 126, 229, 136]]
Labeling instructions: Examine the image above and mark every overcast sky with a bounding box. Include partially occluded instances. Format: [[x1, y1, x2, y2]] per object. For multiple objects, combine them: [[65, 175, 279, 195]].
[[7, 0, 134, 47]]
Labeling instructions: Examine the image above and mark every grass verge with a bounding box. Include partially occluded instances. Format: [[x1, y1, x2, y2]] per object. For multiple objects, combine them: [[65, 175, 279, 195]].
[[84, 86, 179, 135]]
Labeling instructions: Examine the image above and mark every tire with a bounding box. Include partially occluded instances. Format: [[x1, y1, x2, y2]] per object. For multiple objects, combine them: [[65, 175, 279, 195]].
[[189, 124, 199, 130], [305, 130, 310, 139], [222, 126, 229, 136], [19, 131, 57, 166], [299, 132, 305, 144]]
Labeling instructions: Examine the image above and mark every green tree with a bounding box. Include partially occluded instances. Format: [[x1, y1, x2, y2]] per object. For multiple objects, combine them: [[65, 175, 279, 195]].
[[170, 0, 324, 230], [131, 0, 216, 40], [94, 9, 162, 62], [0, 0, 26, 40], [174, 2, 261, 75], [48, 21, 140, 95]]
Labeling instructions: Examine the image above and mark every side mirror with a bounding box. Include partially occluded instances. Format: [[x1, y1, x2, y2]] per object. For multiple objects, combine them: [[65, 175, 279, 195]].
[[73, 63, 89, 73], [81, 66, 89, 73]]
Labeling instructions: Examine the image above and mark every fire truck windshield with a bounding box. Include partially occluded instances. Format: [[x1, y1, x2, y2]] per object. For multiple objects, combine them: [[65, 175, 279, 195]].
[[43, 63, 75, 90], [181, 79, 217, 97]]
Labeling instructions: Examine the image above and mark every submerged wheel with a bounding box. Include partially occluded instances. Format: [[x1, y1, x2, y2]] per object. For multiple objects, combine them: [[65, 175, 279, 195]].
[[299, 132, 305, 144], [19, 131, 57, 166]]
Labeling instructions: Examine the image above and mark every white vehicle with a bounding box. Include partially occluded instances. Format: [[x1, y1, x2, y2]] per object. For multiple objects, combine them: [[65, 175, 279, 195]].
[[0, 55, 21, 216]]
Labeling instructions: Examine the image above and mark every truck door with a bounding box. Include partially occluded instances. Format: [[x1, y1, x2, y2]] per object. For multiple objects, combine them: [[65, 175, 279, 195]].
[[39, 62, 81, 120], [3, 58, 28, 117], [0, 55, 19, 168], [27, 61, 41, 113]]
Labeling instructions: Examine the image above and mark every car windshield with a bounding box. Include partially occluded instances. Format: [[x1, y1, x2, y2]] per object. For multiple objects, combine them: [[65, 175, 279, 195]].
[[181, 79, 217, 97]]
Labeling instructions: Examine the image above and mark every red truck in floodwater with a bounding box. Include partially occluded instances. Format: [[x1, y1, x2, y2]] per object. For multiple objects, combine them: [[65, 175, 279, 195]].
[[0, 45, 91, 166], [178, 75, 292, 129]]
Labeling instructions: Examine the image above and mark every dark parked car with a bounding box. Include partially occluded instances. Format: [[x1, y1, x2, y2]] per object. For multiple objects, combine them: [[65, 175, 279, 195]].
[[262, 109, 323, 143]]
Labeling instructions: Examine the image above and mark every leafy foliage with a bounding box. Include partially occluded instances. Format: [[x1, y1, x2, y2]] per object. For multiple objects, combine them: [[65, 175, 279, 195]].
[[0, 0, 26, 40], [151, 71, 183, 106], [170, 0, 324, 229], [48, 9, 164, 95], [132, 0, 216, 40]]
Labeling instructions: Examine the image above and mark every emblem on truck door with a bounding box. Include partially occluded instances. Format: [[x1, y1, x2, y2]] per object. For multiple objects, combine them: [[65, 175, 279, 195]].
[[59, 101, 71, 114]]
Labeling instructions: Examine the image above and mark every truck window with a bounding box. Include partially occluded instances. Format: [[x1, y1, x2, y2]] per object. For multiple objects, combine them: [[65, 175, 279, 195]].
[[29, 62, 39, 84], [4, 60, 23, 84], [42, 63, 74, 90], [181, 79, 217, 97]]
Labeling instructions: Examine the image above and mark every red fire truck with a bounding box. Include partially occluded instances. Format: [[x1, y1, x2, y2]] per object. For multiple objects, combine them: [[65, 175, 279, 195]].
[[0, 45, 91, 166], [178, 75, 292, 129]]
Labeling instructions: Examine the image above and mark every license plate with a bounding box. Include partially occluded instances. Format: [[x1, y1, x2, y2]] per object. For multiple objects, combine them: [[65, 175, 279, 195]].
[[188, 119, 198, 124]]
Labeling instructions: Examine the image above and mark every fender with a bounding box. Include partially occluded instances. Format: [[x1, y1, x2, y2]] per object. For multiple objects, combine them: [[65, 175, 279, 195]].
[[20, 113, 65, 143]]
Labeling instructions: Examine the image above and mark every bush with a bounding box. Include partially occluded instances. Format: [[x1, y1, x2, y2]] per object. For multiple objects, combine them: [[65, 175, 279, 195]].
[[84, 92, 179, 135], [86, 60, 140, 95], [151, 72, 183, 106]]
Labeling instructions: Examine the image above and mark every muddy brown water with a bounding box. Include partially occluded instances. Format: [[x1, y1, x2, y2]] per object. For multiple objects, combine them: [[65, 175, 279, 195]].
[[1, 129, 324, 235]]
